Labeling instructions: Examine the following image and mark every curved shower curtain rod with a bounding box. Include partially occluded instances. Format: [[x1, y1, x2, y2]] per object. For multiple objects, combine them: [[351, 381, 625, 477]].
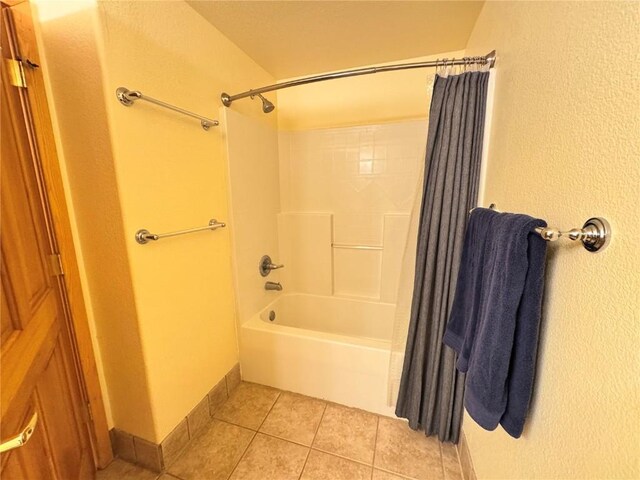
[[221, 50, 496, 111]]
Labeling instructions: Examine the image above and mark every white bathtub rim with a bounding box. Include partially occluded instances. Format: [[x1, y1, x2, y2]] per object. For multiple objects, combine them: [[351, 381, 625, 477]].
[[243, 315, 391, 352], [261, 291, 395, 309]]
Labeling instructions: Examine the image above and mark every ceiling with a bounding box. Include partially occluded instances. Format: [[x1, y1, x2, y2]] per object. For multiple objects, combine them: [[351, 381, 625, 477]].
[[186, 1, 484, 79]]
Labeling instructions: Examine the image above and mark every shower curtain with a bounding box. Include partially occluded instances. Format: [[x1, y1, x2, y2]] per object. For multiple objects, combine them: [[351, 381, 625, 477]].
[[389, 66, 490, 443]]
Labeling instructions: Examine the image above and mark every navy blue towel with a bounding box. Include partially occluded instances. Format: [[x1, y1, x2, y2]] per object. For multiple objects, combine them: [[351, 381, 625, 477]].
[[443, 208, 547, 438]]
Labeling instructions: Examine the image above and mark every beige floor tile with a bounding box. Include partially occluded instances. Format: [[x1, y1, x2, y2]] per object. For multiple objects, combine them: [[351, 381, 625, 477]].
[[214, 382, 280, 430], [458, 433, 476, 480], [440, 442, 458, 465], [230, 433, 309, 480], [110, 429, 136, 464], [213, 382, 280, 430], [209, 378, 228, 415], [374, 417, 443, 480], [301, 450, 371, 480], [372, 469, 411, 480], [441, 443, 463, 480], [458, 431, 476, 480], [133, 436, 163, 472], [443, 464, 463, 480], [226, 364, 242, 394], [168, 420, 254, 480], [162, 418, 190, 469], [312, 403, 378, 464], [259, 392, 326, 446], [96, 459, 156, 480], [187, 396, 211, 438]]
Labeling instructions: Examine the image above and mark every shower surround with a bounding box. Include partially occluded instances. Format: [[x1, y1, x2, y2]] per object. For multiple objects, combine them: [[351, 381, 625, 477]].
[[278, 121, 427, 302], [225, 115, 427, 414]]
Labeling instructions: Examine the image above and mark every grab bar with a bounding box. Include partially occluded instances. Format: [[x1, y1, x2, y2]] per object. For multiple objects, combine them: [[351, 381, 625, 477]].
[[135, 219, 226, 245]]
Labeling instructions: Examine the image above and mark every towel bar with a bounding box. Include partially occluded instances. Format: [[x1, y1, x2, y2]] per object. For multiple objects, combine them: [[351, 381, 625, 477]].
[[116, 87, 219, 131], [470, 204, 611, 252], [135, 219, 226, 245]]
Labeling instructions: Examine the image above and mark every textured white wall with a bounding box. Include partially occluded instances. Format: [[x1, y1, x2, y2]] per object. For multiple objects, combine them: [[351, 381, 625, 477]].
[[464, 2, 640, 478]]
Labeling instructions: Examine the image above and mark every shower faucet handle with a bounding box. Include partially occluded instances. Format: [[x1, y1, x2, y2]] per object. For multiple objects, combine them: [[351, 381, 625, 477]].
[[259, 255, 284, 277]]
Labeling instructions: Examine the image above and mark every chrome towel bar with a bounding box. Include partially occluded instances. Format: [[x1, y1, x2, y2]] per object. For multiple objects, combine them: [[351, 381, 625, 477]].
[[331, 243, 383, 251], [533, 218, 611, 252], [135, 219, 226, 245], [116, 87, 219, 131], [470, 204, 611, 252]]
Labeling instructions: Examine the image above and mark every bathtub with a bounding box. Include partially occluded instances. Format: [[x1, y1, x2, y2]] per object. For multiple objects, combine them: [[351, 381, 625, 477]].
[[239, 293, 396, 416]]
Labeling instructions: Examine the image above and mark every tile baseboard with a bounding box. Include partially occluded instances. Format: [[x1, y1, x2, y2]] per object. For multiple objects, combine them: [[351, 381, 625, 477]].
[[456, 429, 477, 480], [109, 363, 241, 473]]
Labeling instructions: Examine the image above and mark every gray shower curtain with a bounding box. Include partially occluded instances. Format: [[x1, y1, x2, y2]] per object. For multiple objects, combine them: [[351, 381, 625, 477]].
[[395, 70, 490, 443]]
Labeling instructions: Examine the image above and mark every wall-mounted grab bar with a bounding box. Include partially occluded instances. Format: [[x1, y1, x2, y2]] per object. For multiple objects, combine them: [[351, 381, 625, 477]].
[[135, 219, 226, 245], [116, 87, 219, 131]]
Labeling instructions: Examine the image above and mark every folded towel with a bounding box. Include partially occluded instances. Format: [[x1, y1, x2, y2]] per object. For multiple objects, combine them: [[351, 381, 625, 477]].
[[443, 208, 547, 438]]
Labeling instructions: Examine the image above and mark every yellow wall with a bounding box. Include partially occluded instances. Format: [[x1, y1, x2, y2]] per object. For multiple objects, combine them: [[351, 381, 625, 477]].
[[35, 0, 150, 435], [465, 2, 639, 478], [276, 51, 464, 131], [37, 0, 277, 443], [32, 0, 115, 428]]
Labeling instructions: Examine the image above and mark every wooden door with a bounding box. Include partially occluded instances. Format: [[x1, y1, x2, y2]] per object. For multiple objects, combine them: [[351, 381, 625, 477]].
[[0, 4, 96, 479]]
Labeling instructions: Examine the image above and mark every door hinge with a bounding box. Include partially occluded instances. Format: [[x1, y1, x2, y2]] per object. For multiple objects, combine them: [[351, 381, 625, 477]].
[[5, 58, 26, 88], [86, 402, 94, 422], [49, 254, 64, 276]]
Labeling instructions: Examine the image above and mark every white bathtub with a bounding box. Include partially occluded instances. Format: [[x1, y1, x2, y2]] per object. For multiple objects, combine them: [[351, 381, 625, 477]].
[[239, 293, 396, 416]]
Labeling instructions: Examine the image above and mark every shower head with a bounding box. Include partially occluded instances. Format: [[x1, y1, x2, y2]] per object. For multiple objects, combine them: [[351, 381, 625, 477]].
[[252, 93, 275, 113], [258, 94, 275, 113]]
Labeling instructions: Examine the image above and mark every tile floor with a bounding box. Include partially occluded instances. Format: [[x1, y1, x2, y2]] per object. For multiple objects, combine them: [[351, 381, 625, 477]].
[[97, 382, 463, 480]]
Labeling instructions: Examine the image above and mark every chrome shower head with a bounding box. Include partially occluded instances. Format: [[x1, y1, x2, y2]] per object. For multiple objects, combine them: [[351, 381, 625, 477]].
[[258, 94, 275, 113], [252, 93, 275, 113]]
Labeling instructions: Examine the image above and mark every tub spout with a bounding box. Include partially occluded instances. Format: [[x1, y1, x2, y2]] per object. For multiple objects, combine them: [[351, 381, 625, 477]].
[[264, 281, 283, 291]]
